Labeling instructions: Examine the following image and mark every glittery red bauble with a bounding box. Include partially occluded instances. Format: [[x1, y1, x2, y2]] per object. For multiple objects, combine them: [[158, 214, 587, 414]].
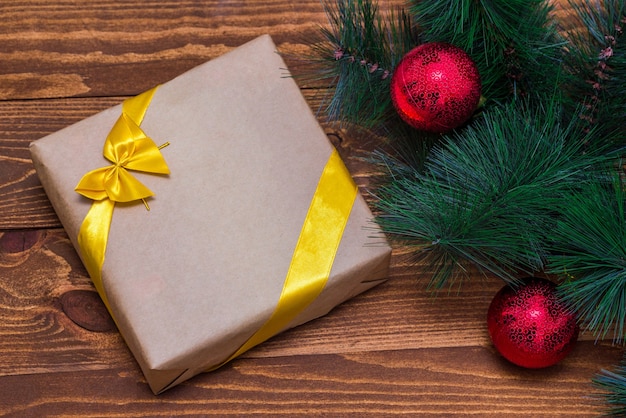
[[487, 277, 579, 369], [390, 42, 481, 133]]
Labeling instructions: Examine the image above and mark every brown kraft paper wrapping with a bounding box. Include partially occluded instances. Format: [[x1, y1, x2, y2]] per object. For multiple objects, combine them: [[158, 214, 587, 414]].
[[30, 34, 392, 394]]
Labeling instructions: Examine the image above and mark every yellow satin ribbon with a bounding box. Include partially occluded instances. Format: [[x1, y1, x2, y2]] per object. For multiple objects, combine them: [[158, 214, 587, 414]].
[[75, 86, 169, 309], [74, 85, 356, 376], [210, 148, 357, 370]]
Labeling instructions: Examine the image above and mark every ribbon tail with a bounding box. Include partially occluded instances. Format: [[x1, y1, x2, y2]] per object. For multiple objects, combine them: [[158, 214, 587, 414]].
[[77, 199, 116, 311], [208, 148, 357, 370], [124, 86, 158, 125]]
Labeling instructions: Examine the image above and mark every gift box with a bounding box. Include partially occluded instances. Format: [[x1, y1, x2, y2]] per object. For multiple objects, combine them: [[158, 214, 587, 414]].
[[29, 35, 391, 394]]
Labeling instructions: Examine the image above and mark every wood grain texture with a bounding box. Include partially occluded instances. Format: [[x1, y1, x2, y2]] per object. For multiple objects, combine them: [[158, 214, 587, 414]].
[[0, 0, 329, 100], [0, 98, 123, 229], [0, 343, 621, 417], [0, 0, 622, 416], [0, 227, 622, 416]]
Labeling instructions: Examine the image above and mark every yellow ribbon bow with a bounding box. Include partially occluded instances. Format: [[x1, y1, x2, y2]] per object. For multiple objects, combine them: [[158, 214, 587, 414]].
[[75, 86, 169, 309]]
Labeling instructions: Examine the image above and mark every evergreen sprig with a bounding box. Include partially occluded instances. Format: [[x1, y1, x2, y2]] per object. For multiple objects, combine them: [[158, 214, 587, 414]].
[[563, 0, 626, 145], [373, 99, 609, 288], [409, 0, 567, 103], [549, 170, 626, 342], [295, 0, 626, 411], [303, 0, 419, 128], [593, 356, 626, 416]]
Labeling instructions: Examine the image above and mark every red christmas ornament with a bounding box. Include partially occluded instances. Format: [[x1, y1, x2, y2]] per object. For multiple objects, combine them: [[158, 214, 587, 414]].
[[390, 42, 481, 133], [487, 277, 579, 369]]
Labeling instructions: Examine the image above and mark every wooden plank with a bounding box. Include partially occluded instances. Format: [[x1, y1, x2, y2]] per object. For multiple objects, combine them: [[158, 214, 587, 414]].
[[0, 343, 620, 416], [0, 229, 137, 377], [0, 98, 123, 229], [0, 0, 335, 100]]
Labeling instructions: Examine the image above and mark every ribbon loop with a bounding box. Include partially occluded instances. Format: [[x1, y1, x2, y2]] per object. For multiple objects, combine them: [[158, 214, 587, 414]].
[[76, 92, 169, 203]]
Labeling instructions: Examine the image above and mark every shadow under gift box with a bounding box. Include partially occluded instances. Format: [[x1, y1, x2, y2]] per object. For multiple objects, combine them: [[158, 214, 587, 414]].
[[29, 34, 391, 394]]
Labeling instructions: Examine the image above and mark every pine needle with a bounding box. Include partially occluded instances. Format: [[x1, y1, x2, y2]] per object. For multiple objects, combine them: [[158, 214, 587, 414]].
[[593, 356, 626, 416], [298, 0, 419, 128], [409, 0, 567, 102], [549, 170, 626, 342], [562, 0, 626, 146], [373, 98, 612, 288]]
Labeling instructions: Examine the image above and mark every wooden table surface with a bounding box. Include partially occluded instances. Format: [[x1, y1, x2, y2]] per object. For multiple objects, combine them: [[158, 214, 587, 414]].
[[1, 0, 623, 416]]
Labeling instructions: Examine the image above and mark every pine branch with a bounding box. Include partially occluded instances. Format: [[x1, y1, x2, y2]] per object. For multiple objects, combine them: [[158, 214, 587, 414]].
[[298, 0, 419, 128], [593, 355, 626, 416], [549, 170, 626, 342], [409, 0, 568, 103], [562, 0, 626, 145], [372, 98, 612, 288]]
